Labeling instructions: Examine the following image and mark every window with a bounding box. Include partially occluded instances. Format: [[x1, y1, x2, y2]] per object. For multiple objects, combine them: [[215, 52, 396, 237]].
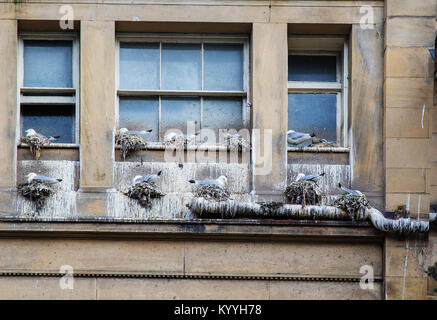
[[116, 34, 249, 143], [18, 33, 79, 144], [287, 36, 348, 147]]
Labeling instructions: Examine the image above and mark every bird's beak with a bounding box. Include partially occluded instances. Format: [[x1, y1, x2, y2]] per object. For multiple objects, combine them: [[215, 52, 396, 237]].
[[225, 181, 228, 185]]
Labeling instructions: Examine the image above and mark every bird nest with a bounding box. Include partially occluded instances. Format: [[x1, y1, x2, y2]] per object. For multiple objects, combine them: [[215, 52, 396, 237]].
[[124, 181, 165, 209], [164, 135, 195, 150], [259, 201, 284, 215], [21, 135, 51, 160], [284, 181, 323, 205], [193, 184, 230, 201], [222, 133, 250, 152], [333, 194, 370, 221], [115, 132, 147, 161], [18, 181, 54, 212]]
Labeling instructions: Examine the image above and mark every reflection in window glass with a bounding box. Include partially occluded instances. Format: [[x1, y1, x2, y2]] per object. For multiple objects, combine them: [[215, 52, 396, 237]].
[[120, 43, 160, 90], [162, 44, 201, 90], [161, 97, 200, 138], [288, 93, 337, 142], [288, 55, 337, 82], [119, 97, 159, 141], [21, 105, 75, 143], [203, 98, 243, 138], [204, 44, 244, 91], [24, 40, 73, 88]]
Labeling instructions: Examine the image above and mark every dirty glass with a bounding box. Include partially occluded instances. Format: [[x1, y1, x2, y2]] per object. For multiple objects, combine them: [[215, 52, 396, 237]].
[[162, 44, 201, 90], [161, 97, 200, 138], [203, 98, 243, 138], [24, 40, 73, 88], [288, 55, 337, 82], [119, 97, 159, 142], [288, 93, 337, 142], [21, 105, 75, 143], [204, 44, 244, 91], [119, 43, 160, 90]]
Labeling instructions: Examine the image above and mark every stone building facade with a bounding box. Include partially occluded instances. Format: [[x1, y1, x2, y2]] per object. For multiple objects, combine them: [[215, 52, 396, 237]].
[[0, 0, 436, 299]]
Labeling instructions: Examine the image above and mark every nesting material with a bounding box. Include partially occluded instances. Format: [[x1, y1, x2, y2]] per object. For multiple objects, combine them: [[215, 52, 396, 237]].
[[18, 181, 54, 212], [21, 135, 52, 160], [333, 194, 369, 221], [284, 181, 323, 205], [124, 181, 165, 209], [115, 132, 147, 161], [193, 184, 230, 201], [222, 133, 250, 151], [164, 135, 195, 150]]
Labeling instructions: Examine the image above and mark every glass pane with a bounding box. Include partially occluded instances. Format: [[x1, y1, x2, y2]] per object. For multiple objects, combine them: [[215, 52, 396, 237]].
[[119, 97, 159, 142], [288, 93, 337, 142], [161, 97, 200, 138], [203, 98, 243, 138], [162, 44, 201, 90], [204, 44, 244, 91], [21, 105, 75, 143], [120, 43, 160, 90], [288, 55, 337, 82], [24, 40, 73, 88]]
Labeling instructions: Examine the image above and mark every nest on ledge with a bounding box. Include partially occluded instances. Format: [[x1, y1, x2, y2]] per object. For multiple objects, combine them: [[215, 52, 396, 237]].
[[193, 184, 230, 202], [21, 135, 52, 160], [18, 181, 54, 212], [284, 180, 323, 206], [222, 133, 250, 152], [333, 194, 370, 221], [115, 132, 147, 161], [124, 181, 165, 209], [164, 135, 195, 150]]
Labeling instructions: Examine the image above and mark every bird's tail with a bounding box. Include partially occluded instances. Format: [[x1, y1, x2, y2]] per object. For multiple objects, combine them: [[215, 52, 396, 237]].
[[189, 179, 196, 184], [310, 132, 316, 137], [147, 129, 153, 132], [57, 179, 63, 182], [157, 171, 162, 176], [338, 183, 342, 188], [320, 172, 325, 176], [49, 136, 60, 141]]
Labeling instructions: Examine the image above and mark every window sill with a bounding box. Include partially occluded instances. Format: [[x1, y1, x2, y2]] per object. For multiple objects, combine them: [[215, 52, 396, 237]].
[[18, 143, 79, 149], [287, 146, 349, 153], [116, 142, 250, 152]]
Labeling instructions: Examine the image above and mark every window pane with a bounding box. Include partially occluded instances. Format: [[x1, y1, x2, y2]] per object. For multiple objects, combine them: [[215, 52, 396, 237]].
[[288, 93, 337, 142], [162, 44, 201, 90], [288, 55, 337, 82], [204, 44, 244, 91], [24, 40, 73, 88], [21, 105, 75, 143], [119, 97, 159, 142], [120, 43, 160, 90], [203, 98, 243, 137], [161, 97, 200, 138]]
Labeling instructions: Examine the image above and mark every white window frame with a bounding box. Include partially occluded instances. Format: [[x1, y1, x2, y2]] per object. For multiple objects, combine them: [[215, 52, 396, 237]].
[[17, 32, 80, 146], [115, 33, 250, 144], [287, 35, 349, 148]]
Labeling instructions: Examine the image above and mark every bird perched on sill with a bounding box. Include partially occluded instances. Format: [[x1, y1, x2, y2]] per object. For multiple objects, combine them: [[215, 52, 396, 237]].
[[117, 128, 153, 135], [287, 130, 314, 146], [24, 129, 60, 142], [25, 172, 62, 185], [338, 183, 364, 197], [295, 172, 325, 184], [132, 171, 162, 185], [189, 175, 228, 188]]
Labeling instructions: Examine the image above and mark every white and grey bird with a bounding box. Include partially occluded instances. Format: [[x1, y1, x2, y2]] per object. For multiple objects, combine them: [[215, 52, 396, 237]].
[[189, 175, 228, 188], [24, 129, 60, 141], [338, 183, 364, 196], [295, 172, 325, 183], [117, 128, 153, 135], [287, 130, 314, 146], [132, 171, 162, 185], [25, 172, 62, 185]]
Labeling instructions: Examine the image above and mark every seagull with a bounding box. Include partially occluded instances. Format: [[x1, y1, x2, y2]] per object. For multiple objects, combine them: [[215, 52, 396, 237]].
[[132, 171, 162, 185], [189, 176, 228, 188], [24, 129, 60, 141], [117, 128, 153, 135], [25, 172, 62, 185], [295, 172, 325, 183], [338, 183, 364, 196], [287, 130, 314, 146]]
